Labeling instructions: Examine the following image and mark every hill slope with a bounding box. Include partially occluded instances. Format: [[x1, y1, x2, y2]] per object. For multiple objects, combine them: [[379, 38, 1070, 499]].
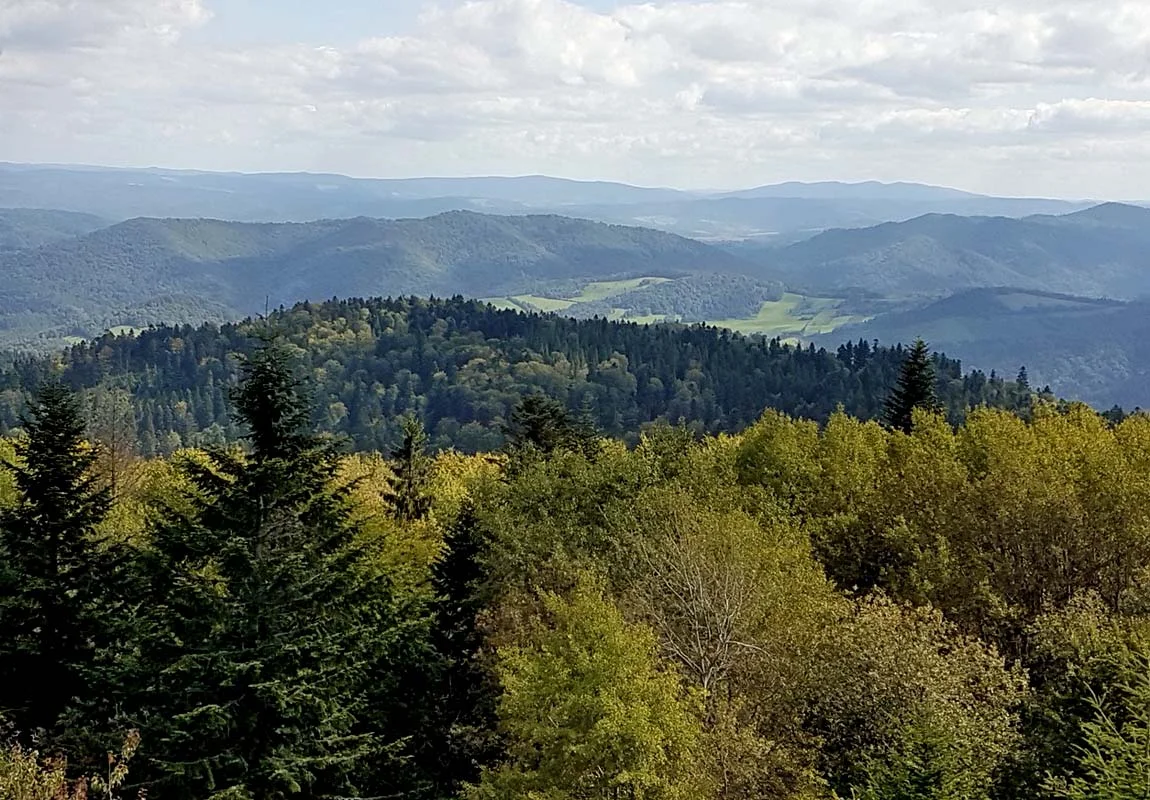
[[0, 296, 1033, 454], [0, 208, 107, 251], [760, 204, 1150, 297], [819, 288, 1150, 408], [0, 211, 748, 349]]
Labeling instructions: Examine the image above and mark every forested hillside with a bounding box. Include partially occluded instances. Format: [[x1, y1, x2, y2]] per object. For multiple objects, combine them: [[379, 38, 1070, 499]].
[[0, 212, 746, 349], [755, 203, 1150, 297], [2, 335, 1148, 800], [0, 208, 106, 251], [820, 288, 1150, 408], [0, 297, 1036, 454]]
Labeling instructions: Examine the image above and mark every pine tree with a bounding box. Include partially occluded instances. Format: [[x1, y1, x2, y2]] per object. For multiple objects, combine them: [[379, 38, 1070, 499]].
[[503, 395, 599, 465], [131, 342, 397, 799], [0, 382, 114, 742], [387, 414, 433, 523], [422, 503, 502, 798], [1016, 366, 1030, 391], [883, 339, 939, 434]]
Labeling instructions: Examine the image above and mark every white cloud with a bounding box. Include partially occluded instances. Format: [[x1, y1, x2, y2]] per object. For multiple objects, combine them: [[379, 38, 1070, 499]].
[[0, 0, 211, 49], [1, 0, 1150, 197]]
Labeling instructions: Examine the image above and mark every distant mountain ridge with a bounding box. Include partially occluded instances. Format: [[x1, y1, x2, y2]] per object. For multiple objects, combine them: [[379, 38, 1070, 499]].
[[756, 203, 1150, 298], [0, 162, 1096, 238]]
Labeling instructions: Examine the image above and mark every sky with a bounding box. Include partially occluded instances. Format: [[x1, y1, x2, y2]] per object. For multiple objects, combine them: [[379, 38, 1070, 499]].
[[2, 0, 1149, 198]]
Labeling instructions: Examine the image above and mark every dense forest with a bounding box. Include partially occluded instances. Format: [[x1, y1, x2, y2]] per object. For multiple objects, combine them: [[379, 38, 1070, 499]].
[[0, 297, 1040, 454], [2, 331, 1150, 800]]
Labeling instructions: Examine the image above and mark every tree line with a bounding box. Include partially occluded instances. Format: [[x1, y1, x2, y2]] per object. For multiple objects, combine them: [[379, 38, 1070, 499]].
[[0, 296, 1040, 456]]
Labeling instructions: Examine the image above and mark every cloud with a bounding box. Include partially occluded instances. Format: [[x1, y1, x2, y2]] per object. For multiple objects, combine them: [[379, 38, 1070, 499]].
[[0, 0, 210, 49], [1, 0, 1149, 197]]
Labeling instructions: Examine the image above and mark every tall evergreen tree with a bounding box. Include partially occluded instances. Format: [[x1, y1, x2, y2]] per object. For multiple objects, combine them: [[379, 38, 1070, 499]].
[[387, 414, 433, 523], [883, 339, 939, 434], [0, 382, 114, 743], [1016, 366, 1030, 392], [422, 503, 502, 799], [130, 342, 398, 799], [503, 395, 599, 466]]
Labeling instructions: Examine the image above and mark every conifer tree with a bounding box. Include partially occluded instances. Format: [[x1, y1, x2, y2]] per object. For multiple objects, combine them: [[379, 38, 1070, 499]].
[[423, 503, 502, 798], [1016, 366, 1030, 391], [132, 342, 397, 799], [0, 382, 114, 742], [883, 339, 939, 434], [504, 395, 599, 464], [387, 414, 433, 522]]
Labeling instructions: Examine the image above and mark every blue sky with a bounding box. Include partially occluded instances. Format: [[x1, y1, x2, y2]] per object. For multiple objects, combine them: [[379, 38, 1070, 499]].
[[2, 0, 1150, 198], [194, 0, 623, 44]]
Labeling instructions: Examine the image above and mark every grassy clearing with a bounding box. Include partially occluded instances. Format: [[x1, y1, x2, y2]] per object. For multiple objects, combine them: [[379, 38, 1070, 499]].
[[712, 293, 871, 337], [572, 277, 671, 303], [487, 284, 867, 339], [484, 277, 671, 314], [480, 297, 522, 311], [510, 295, 576, 313]]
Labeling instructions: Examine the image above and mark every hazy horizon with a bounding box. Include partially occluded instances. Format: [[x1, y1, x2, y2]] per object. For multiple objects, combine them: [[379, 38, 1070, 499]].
[[0, 159, 1116, 204], [4, 0, 1150, 200]]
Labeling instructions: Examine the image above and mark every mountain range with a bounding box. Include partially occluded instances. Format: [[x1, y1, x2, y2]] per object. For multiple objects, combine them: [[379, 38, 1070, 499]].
[[5, 164, 1150, 407], [0, 211, 746, 349], [0, 162, 1098, 239]]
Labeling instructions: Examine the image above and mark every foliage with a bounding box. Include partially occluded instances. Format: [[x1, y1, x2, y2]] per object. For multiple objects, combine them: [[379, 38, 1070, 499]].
[[810, 597, 1025, 800], [7, 328, 1150, 800], [125, 343, 415, 799], [468, 578, 709, 800], [568, 274, 785, 322], [0, 729, 140, 800], [387, 415, 434, 522], [1046, 649, 1150, 799], [0, 297, 1033, 455]]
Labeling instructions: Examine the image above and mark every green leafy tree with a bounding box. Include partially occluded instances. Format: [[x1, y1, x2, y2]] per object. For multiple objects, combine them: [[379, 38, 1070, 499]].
[[130, 342, 398, 799], [387, 414, 433, 522], [0, 382, 115, 743], [884, 339, 939, 434], [468, 578, 710, 800]]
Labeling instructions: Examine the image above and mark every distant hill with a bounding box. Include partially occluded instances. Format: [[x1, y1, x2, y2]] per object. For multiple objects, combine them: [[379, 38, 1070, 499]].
[[0, 164, 689, 220], [717, 180, 986, 201], [819, 288, 1150, 408], [0, 208, 107, 251], [0, 296, 1032, 454], [759, 204, 1150, 297], [0, 211, 750, 349], [0, 162, 1090, 238]]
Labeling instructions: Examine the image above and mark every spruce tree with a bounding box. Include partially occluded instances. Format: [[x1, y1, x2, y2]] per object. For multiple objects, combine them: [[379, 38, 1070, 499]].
[[132, 342, 395, 799], [386, 414, 433, 523], [423, 503, 501, 798], [504, 395, 599, 465], [883, 339, 939, 434], [0, 382, 114, 742]]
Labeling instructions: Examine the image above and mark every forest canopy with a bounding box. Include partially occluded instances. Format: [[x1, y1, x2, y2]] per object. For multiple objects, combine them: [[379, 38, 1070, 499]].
[[0, 296, 1039, 456], [0, 326, 1146, 800]]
